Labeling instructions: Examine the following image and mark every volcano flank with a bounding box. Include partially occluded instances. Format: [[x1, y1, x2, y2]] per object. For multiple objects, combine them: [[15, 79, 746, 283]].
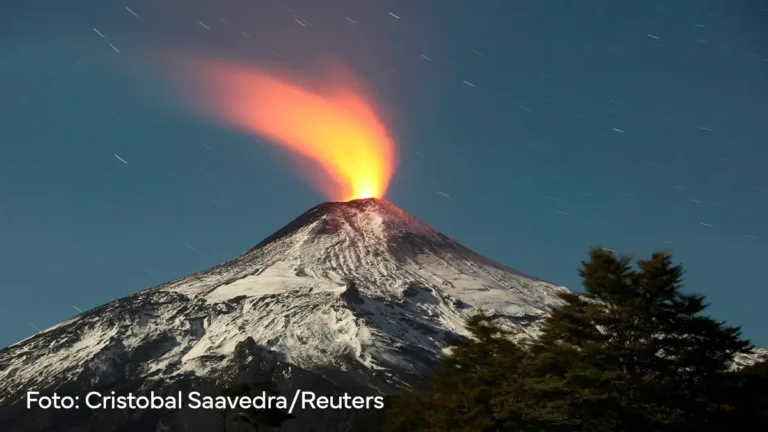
[[0, 199, 571, 431]]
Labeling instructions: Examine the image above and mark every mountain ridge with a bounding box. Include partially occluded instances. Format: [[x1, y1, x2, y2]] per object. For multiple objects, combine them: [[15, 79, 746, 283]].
[[0, 198, 763, 431]]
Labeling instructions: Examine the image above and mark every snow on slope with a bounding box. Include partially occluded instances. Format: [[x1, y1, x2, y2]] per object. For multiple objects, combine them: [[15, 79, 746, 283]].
[[0, 199, 569, 403], [1, 198, 760, 407]]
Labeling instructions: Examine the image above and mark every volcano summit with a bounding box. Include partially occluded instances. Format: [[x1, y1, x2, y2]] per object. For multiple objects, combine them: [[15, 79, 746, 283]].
[[0, 198, 569, 430]]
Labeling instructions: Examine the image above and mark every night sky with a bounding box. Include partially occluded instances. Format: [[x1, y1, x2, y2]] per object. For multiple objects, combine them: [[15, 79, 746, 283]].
[[2, 0, 767, 348]]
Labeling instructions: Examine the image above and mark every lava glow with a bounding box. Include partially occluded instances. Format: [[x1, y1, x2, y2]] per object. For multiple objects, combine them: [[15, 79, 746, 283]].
[[178, 57, 396, 202]]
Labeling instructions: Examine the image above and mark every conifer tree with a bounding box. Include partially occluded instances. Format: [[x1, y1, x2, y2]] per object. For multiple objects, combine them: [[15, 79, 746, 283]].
[[385, 315, 530, 432], [721, 358, 768, 429], [217, 381, 294, 432], [385, 248, 755, 432], [528, 248, 752, 431]]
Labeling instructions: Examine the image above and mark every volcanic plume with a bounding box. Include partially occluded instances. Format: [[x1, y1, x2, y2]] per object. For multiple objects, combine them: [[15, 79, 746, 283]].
[[175, 56, 397, 202]]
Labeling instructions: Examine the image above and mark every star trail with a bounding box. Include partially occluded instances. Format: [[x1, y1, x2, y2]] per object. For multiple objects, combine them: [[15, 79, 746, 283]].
[[1, 0, 767, 347]]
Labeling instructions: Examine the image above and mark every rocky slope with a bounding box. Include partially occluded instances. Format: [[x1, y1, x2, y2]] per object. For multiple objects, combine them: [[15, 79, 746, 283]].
[[0, 198, 570, 431], [0, 198, 763, 431]]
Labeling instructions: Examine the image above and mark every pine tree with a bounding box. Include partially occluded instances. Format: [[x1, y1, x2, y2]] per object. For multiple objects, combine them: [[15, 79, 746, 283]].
[[385, 315, 530, 432], [720, 359, 768, 430], [528, 248, 753, 431], [385, 248, 756, 432], [217, 381, 294, 432]]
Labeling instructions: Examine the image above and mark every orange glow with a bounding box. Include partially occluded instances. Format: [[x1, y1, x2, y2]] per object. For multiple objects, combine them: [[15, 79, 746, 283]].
[[177, 57, 396, 202]]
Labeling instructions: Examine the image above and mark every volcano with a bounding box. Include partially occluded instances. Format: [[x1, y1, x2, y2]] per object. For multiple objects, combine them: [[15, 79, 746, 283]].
[[0, 199, 598, 430]]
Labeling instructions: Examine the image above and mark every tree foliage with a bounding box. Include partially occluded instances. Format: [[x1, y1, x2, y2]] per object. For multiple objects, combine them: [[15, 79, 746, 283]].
[[217, 381, 294, 432], [385, 248, 763, 431]]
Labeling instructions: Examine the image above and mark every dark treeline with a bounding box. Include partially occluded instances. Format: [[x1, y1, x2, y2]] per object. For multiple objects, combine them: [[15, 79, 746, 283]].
[[384, 249, 768, 432], [217, 382, 294, 432]]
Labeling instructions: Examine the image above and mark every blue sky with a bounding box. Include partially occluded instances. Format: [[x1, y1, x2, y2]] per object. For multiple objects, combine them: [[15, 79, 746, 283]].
[[1, 0, 767, 348]]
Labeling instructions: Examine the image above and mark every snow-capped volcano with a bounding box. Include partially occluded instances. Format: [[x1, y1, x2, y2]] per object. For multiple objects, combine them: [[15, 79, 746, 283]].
[[0, 198, 570, 430], [3, 198, 761, 431]]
